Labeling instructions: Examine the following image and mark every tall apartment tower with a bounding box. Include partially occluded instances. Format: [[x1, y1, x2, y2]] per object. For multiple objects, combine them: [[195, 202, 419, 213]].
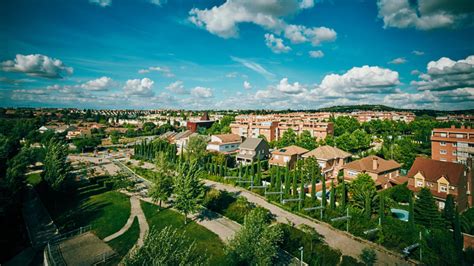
[[431, 125, 473, 164]]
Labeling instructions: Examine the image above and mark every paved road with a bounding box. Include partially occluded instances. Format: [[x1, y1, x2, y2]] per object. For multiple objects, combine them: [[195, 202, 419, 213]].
[[204, 180, 411, 266]]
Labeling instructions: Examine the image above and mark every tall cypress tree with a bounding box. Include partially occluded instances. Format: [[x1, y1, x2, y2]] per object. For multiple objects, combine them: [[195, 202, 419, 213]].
[[408, 192, 415, 227], [453, 211, 463, 264], [270, 167, 275, 189], [300, 173, 305, 200], [292, 171, 298, 196], [275, 169, 281, 192], [443, 194, 455, 228], [330, 180, 336, 210], [414, 188, 444, 228], [311, 172, 316, 200], [379, 194, 385, 223], [284, 167, 291, 195], [321, 173, 327, 207], [255, 160, 261, 186], [341, 179, 346, 210]]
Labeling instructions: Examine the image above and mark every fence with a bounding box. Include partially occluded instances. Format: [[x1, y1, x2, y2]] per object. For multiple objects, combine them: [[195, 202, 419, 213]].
[[45, 225, 93, 266]]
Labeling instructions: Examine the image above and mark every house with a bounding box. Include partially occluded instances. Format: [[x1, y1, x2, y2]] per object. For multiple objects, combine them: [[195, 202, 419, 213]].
[[342, 155, 401, 189], [236, 138, 270, 165], [302, 145, 352, 179], [269, 145, 308, 168], [406, 157, 472, 211], [171, 130, 198, 153], [206, 134, 242, 153], [186, 112, 215, 133]]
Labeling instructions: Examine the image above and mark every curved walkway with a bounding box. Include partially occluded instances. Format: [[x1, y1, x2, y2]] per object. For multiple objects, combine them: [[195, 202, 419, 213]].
[[103, 196, 149, 248]]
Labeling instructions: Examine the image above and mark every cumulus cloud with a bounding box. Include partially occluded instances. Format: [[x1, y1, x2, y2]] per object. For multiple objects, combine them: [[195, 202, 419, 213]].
[[166, 81, 189, 94], [123, 78, 155, 97], [309, 50, 324, 58], [1, 54, 73, 79], [264, 33, 291, 53], [231, 56, 274, 78], [389, 57, 407, 64], [138, 66, 174, 77], [243, 81, 252, 89], [81, 76, 113, 91], [150, 0, 166, 6], [89, 0, 111, 7], [377, 0, 474, 30], [411, 55, 474, 91], [319, 65, 400, 96], [191, 86, 213, 98], [275, 78, 306, 94], [189, 0, 336, 49]]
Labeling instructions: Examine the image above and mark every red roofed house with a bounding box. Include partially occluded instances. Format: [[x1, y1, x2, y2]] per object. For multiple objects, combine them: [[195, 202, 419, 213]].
[[342, 155, 401, 189], [269, 145, 308, 168], [406, 157, 472, 211], [302, 145, 352, 179], [206, 134, 242, 153]]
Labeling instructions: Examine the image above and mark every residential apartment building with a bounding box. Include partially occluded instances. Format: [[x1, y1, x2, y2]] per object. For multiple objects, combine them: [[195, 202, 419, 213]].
[[230, 113, 333, 142], [342, 155, 401, 189], [351, 111, 416, 123], [431, 125, 473, 164], [206, 134, 242, 153], [406, 157, 472, 211]]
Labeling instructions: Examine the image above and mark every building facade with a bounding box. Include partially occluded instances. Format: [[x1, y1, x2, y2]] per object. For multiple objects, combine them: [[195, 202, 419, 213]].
[[206, 134, 242, 153], [431, 126, 473, 164], [342, 155, 401, 189]]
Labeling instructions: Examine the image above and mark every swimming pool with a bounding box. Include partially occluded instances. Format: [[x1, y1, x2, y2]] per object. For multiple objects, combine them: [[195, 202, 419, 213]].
[[391, 208, 409, 222]]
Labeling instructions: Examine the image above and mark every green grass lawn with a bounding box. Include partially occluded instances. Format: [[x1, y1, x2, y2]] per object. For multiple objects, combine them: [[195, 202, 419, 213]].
[[40, 181, 131, 239], [107, 217, 139, 260], [141, 201, 228, 265], [26, 172, 41, 186]]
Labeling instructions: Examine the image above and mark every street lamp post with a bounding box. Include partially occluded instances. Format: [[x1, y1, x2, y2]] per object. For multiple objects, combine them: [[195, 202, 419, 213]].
[[299, 246, 304, 266]]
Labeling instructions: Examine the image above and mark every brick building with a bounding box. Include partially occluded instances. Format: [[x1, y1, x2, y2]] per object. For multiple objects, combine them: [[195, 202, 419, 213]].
[[431, 125, 473, 164]]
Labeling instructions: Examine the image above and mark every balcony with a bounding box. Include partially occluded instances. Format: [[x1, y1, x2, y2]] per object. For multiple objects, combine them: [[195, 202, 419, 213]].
[[457, 146, 474, 154]]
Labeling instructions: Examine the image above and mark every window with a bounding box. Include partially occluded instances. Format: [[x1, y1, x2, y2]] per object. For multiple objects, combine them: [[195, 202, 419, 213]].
[[441, 133, 447, 137], [452, 151, 457, 156], [439, 201, 445, 210], [440, 150, 447, 155], [416, 180, 424, 187], [456, 134, 464, 138], [440, 185, 448, 192], [452, 143, 457, 147], [440, 141, 446, 146], [348, 170, 358, 177]]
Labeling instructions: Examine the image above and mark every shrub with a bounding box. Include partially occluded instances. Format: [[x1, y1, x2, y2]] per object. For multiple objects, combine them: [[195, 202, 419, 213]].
[[340, 255, 364, 266], [359, 248, 377, 266], [224, 196, 255, 224]]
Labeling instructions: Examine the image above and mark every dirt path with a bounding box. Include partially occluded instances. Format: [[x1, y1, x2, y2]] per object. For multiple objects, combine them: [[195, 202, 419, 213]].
[[204, 180, 411, 266], [103, 196, 149, 248]]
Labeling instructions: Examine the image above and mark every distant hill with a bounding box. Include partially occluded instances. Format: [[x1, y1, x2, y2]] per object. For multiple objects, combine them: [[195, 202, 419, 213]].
[[317, 105, 474, 117]]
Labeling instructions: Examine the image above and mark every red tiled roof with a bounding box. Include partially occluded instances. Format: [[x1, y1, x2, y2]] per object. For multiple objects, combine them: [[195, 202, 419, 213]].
[[407, 157, 465, 186], [343, 155, 400, 174], [272, 145, 308, 156]]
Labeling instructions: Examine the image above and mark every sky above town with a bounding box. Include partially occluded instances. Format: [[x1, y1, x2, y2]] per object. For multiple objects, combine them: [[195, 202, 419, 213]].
[[0, 0, 473, 110]]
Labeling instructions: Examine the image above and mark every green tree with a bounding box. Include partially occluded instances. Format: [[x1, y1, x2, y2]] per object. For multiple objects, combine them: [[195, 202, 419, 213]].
[[297, 130, 317, 150], [186, 135, 207, 162], [42, 139, 71, 191], [408, 193, 415, 227], [279, 128, 297, 147], [149, 172, 173, 207], [443, 194, 455, 228], [292, 171, 298, 197], [329, 180, 336, 210], [226, 208, 282, 265], [173, 163, 205, 224], [321, 173, 327, 207], [414, 188, 444, 229], [124, 226, 207, 265], [349, 173, 377, 218], [5, 147, 34, 194], [379, 194, 385, 223], [454, 211, 463, 265], [335, 132, 352, 152], [359, 248, 377, 266], [340, 179, 347, 210]]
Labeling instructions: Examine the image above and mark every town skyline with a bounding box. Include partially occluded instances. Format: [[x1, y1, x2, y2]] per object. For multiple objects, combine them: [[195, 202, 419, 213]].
[[1, 0, 473, 110]]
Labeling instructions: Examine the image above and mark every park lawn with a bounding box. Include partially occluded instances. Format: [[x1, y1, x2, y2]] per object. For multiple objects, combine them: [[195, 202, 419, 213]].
[[41, 181, 131, 239], [26, 172, 41, 186], [107, 217, 140, 260], [141, 201, 228, 265]]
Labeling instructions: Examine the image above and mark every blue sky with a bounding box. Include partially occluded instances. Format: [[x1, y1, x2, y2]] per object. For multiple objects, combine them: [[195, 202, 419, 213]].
[[0, 0, 473, 110]]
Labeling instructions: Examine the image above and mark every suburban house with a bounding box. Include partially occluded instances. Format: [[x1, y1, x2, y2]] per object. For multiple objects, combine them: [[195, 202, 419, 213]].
[[206, 134, 242, 153], [302, 145, 352, 179], [236, 138, 270, 165], [342, 155, 401, 189], [269, 145, 308, 168], [171, 130, 198, 154], [186, 112, 215, 133], [405, 157, 472, 211]]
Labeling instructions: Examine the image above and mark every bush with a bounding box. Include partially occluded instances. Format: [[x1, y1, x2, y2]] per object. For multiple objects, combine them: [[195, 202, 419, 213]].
[[202, 189, 236, 213], [359, 248, 377, 266], [224, 196, 255, 224], [387, 183, 412, 203], [340, 255, 364, 266]]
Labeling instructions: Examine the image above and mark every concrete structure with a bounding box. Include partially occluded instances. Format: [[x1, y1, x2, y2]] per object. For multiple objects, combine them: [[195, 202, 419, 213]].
[[269, 145, 308, 168], [405, 157, 472, 211], [342, 155, 401, 189], [431, 125, 473, 165], [302, 145, 352, 179], [171, 130, 198, 153], [206, 133, 242, 153], [236, 138, 270, 165], [186, 112, 215, 132], [350, 111, 415, 123], [230, 113, 333, 142]]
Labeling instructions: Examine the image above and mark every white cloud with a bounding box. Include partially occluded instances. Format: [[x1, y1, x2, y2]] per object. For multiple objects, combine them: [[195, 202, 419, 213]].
[[166, 81, 189, 94], [231, 56, 274, 78], [243, 81, 252, 89], [89, 0, 111, 7], [264, 33, 291, 54], [412, 50, 425, 56], [309, 50, 324, 58], [319, 65, 400, 96], [189, 0, 336, 49], [411, 55, 474, 91], [191, 86, 213, 98], [1, 54, 73, 79], [81, 76, 113, 91], [123, 78, 155, 97], [411, 69, 421, 75], [275, 78, 306, 94], [150, 0, 167, 6], [138, 66, 174, 77], [226, 72, 238, 78], [388, 57, 407, 64], [377, 0, 474, 30]]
